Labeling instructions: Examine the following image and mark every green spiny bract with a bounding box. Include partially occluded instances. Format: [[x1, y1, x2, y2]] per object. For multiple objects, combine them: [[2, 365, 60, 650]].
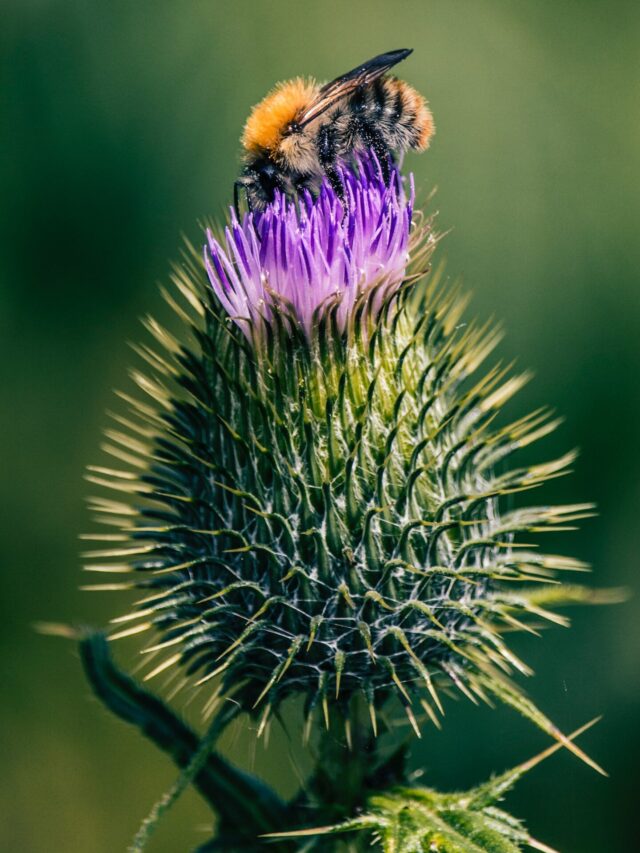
[[273, 787, 543, 853], [85, 206, 595, 760], [266, 720, 599, 851], [271, 781, 551, 853]]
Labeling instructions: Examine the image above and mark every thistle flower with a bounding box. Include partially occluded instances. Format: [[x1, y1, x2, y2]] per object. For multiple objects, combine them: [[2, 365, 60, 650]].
[[205, 155, 414, 339], [85, 152, 600, 768]]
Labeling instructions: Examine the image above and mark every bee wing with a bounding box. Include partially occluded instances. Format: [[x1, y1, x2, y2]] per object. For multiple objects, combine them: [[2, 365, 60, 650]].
[[298, 48, 413, 128]]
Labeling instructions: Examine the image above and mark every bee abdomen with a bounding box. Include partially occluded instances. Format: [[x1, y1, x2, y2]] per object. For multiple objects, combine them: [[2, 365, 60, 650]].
[[384, 79, 434, 152]]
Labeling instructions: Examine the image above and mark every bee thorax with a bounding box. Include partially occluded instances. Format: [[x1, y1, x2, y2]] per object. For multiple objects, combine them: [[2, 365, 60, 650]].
[[277, 133, 319, 173]]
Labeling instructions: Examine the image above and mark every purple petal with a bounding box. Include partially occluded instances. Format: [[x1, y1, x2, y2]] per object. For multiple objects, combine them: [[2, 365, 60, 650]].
[[204, 151, 416, 340]]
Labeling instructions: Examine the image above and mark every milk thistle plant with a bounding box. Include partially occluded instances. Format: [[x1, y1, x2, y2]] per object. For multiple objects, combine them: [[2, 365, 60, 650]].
[[78, 125, 611, 851]]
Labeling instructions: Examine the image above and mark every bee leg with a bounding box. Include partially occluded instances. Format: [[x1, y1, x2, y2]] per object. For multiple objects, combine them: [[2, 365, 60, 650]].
[[233, 180, 243, 217], [293, 174, 313, 201], [318, 125, 346, 209], [360, 122, 393, 184], [325, 164, 347, 209], [377, 147, 393, 185], [233, 179, 253, 217]]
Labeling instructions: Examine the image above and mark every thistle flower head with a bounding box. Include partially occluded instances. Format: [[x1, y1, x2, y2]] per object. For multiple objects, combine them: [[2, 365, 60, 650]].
[[85, 151, 600, 768], [205, 155, 413, 338]]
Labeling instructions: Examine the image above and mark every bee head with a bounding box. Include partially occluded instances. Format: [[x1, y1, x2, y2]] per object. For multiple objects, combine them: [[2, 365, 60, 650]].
[[235, 158, 286, 214]]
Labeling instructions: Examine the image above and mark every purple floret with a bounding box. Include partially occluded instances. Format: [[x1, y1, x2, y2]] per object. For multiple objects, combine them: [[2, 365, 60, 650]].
[[204, 154, 414, 339]]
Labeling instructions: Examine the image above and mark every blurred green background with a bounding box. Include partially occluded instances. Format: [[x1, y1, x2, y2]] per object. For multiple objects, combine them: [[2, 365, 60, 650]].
[[2, 1, 639, 850]]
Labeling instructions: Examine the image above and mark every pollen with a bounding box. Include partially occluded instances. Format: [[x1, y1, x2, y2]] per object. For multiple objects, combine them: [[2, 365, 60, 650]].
[[242, 77, 317, 155]]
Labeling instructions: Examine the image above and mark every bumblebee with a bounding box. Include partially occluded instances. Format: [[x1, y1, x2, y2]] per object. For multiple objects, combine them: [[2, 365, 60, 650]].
[[235, 48, 434, 212]]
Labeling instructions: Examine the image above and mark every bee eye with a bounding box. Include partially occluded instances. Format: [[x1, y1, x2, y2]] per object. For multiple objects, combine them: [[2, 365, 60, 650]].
[[286, 121, 301, 135]]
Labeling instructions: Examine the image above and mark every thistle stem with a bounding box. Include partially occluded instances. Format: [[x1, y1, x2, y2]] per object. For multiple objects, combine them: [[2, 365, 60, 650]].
[[79, 632, 288, 846], [309, 695, 381, 827], [128, 715, 225, 852]]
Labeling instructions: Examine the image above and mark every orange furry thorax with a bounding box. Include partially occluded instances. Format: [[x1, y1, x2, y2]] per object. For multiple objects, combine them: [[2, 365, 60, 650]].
[[242, 78, 317, 155]]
